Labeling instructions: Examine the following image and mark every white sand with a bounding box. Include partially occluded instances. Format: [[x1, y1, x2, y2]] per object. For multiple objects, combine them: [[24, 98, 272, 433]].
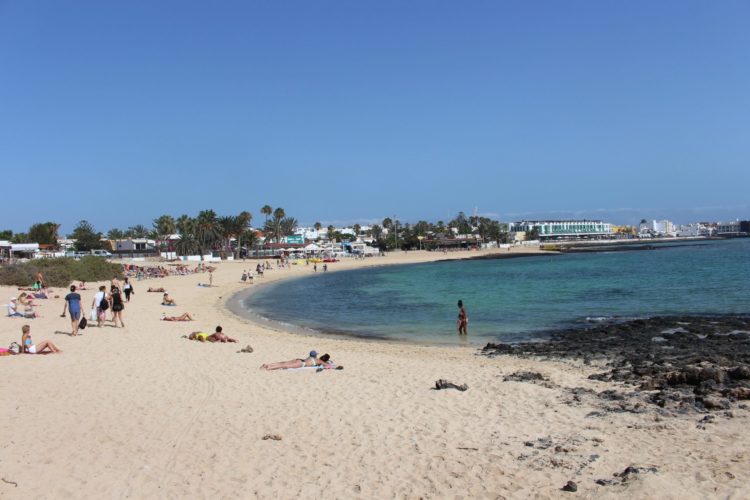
[[1, 248, 747, 498]]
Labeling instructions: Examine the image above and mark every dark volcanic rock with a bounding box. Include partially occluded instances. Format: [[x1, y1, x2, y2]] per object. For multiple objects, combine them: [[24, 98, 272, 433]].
[[481, 315, 750, 412], [700, 397, 730, 410], [724, 387, 750, 400], [729, 366, 750, 380], [504, 371, 546, 382], [618, 466, 658, 478], [561, 481, 577, 492]]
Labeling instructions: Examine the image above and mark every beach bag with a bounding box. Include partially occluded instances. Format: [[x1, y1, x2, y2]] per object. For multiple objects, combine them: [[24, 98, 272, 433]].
[[8, 342, 21, 354], [99, 296, 109, 311], [79, 317, 88, 330]]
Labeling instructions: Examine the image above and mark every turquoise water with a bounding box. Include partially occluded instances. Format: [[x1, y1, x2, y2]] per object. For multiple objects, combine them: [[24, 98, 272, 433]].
[[244, 239, 750, 345]]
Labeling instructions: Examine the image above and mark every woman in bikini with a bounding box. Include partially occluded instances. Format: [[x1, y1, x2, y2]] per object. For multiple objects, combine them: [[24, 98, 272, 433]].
[[21, 324, 62, 354], [162, 312, 195, 321], [260, 351, 334, 370], [457, 299, 468, 336]]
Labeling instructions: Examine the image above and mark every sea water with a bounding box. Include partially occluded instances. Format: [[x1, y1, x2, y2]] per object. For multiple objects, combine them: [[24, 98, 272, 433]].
[[243, 238, 750, 345]]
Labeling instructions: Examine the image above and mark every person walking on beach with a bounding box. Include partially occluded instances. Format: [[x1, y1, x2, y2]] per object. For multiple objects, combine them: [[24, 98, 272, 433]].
[[109, 283, 125, 328], [62, 285, 83, 336], [457, 300, 468, 336], [123, 277, 134, 302], [93, 285, 107, 327]]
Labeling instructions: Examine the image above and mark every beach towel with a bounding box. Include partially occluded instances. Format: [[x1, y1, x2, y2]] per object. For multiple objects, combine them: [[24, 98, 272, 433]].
[[281, 365, 343, 372]]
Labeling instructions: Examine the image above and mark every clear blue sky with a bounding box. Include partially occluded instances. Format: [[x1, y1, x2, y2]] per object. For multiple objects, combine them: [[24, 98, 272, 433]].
[[1, 1, 748, 235]]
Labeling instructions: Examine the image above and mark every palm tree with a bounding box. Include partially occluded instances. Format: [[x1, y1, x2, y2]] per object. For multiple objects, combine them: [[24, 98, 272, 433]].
[[235, 211, 252, 259], [371, 224, 383, 241], [126, 224, 149, 239], [107, 228, 125, 240], [272, 207, 285, 243], [218, 215, 239, 257], [153, 214, 176, 255], [195, 210, 220, 259], [241, 228, 258, 254], [176, 214, 193, 235], [175, 232, 199, 257], [327, 225, 336, 241], [280, 217, 298, 238], [261, 205, 273, 227], [353, 224, 361, 238]]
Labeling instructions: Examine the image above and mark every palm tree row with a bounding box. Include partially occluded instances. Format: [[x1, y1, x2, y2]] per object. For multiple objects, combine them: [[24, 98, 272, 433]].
[[12, 207, 505, 255]]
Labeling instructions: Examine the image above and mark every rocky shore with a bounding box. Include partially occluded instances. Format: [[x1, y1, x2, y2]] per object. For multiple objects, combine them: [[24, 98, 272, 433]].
[[482, 315, 750, 414]]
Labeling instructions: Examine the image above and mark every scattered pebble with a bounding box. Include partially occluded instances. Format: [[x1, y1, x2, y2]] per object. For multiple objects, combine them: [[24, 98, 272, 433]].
[[561, 480, 577, 492]]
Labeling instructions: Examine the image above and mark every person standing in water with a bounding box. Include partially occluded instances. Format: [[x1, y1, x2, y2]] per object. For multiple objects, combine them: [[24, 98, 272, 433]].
[[457, 300, 468, 336]]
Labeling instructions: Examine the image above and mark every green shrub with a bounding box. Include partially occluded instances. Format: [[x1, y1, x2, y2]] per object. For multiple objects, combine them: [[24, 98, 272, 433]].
[[0, 258, 123, 287]]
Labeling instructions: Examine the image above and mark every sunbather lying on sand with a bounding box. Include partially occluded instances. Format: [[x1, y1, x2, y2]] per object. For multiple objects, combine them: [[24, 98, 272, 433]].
[[185, 326, 236, 343], [260, 351, 341, 370], [162, 312, 194, 321], [147, 287, 166, 292]]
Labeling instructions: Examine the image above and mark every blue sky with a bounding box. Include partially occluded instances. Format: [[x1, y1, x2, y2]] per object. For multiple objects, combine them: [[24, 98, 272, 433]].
[[1, 1, 748, 235]]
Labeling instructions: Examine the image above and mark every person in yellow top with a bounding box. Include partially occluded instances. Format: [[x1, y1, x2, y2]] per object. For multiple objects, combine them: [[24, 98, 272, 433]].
[[185, 326, 237, 343]]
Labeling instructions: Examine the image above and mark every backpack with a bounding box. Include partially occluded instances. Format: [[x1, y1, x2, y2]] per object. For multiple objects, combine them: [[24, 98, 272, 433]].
[[8, 342, 21, 354], [99, 294, 109, 311]]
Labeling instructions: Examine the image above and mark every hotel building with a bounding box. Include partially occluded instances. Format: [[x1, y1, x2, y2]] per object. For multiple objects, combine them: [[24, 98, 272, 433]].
[[510, 220, 613, 241]]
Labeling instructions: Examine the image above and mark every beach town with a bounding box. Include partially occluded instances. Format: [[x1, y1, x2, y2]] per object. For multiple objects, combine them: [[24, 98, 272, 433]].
[[3, 1, 749, 497], [1, 211, 749, 498]]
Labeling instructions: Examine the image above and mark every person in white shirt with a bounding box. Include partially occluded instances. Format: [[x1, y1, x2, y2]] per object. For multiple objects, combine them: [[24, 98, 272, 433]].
[[92, 285, 107, 327]]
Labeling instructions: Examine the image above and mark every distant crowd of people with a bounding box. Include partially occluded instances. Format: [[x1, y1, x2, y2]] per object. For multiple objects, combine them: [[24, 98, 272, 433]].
[[122, 263, 215, 280]]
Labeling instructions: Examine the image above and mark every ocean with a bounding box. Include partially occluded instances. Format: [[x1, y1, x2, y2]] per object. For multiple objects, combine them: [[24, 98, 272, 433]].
[[242, 238, 750, 345]]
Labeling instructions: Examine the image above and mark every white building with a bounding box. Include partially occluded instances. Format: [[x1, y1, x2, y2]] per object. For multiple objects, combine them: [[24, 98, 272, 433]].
[[510, 220, 613, 240], [114, 238, 156, 253], [10, 243, 40, 259], [294, 227, 321, 240], [716, 221, 740, 235], [676, 223, 714, 237]]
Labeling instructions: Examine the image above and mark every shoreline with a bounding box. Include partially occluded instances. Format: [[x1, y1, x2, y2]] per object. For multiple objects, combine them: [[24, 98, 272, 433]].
[[224, 248, 553, 348]]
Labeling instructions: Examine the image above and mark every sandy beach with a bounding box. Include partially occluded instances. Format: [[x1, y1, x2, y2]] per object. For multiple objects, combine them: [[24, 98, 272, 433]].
[[1, 248, 748, 499]]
